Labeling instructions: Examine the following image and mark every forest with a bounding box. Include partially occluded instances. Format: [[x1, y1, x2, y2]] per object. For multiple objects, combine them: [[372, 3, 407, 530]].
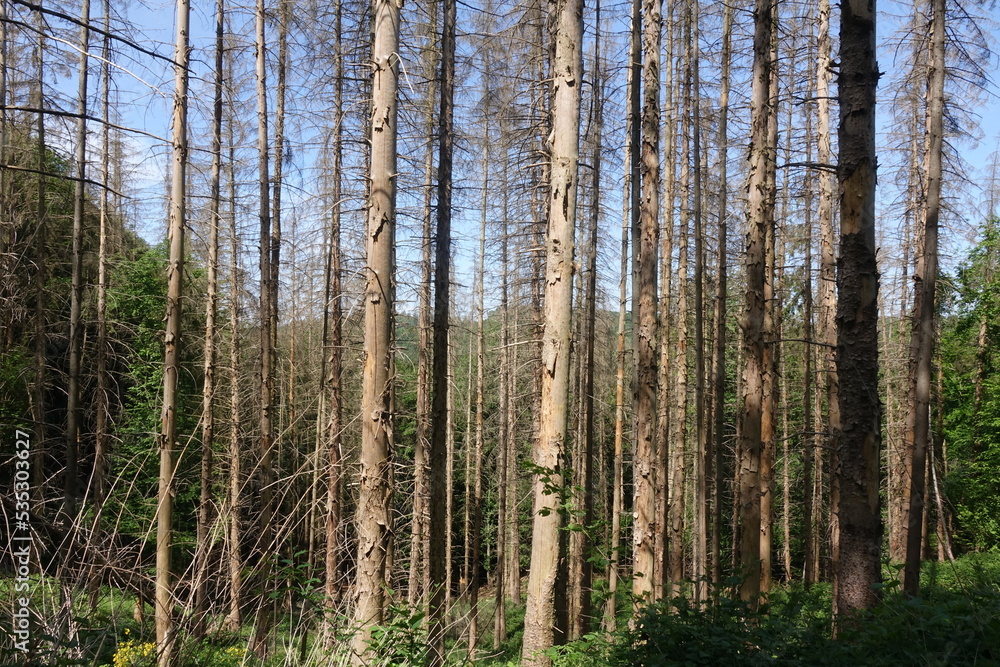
[[1, 0, 1000, 663]]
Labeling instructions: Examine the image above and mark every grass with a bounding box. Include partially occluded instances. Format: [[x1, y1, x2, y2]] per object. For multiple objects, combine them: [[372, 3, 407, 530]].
[[2, 555, 999, 665]]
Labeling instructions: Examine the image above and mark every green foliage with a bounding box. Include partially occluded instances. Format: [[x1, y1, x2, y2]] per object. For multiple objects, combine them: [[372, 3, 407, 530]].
[[363, 598, 429, 666], [553, 558, 1000, 666], [941, 217, 1000, 550]]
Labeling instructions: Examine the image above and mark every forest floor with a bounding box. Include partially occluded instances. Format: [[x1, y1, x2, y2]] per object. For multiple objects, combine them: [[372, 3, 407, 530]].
[[1, 554, 999, 665]]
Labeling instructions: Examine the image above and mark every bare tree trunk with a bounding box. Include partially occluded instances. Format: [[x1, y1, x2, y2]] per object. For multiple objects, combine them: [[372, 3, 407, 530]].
[[632, 0, 660, 608], [802, 91, 816, 587], [653, 0, 673, 601], [738, 0, 774, 606], [193, 0, 225, 638], [226, 131, 243, 635], [90, 0, 112, 607], [64, 0, 91, 523], [604, 69, 631, 630], [468, 106, 487, 659], [760, 15, 779, 595], [689, 0, 707, 601], [814, 0, 836, 588], [902, 0, 944, 598], [832, 0, 882, 620], [428, 0, 455, 656], [324, 0, 345, 631], [410, 0, 438, 609], [670, 19, 689, 594], [711, 0, 732, 585], [521, 0, 582, 658], [251, 0, 276, 653], [350, 0, 400, 658], [571, 7, 602, 634], [156, 0, 189, 659], [30, 10, 47, 513]]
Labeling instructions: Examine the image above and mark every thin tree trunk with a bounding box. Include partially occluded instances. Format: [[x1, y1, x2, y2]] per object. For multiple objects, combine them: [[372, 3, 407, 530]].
[[428, 0, 455, 655], [156, 0, 189, 659], [902, 0, 944, 598], [410, 0, 437, 609], [832, 0, 882, 620], [226, 128, 243, 635], [689, 0, 707, 601], [711, 0, 732, 585], [572, 7, 602, 634], [814, 0, 836, 587], [252, 0, 276, 653], [90, 0, 111, 607], [324, 0, 345, 632], [193, 0, 225, 637], [30, 8, 47, 513], [670, 20, 689, 594], [760, 15, 779, 595], [469, 85, 487, 661], [521, 0, 582, 658], [64, 0, 91, 522], [350, 0, 400, 657]]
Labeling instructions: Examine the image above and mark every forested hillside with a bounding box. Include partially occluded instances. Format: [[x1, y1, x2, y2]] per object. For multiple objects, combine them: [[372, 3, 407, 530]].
[[1, 0, 1000, 664]]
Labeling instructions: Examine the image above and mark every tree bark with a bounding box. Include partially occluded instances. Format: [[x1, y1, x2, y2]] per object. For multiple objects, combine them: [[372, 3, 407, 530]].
[[832, 0, 882, 620], [350, 0, 400, 658], [521, 0, 582, 658], [156, 0, 189, 659], [193, 0, 225, 637], [738, 0, 774, 606], [632, 0, 660, 607], [64, 0, 91, 523], [711, 0, 733, 585], [902, 0, 944, 598]]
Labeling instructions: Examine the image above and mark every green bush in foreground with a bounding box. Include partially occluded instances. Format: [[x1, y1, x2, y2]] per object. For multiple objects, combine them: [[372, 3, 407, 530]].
[[549, 557, 1000, 667]]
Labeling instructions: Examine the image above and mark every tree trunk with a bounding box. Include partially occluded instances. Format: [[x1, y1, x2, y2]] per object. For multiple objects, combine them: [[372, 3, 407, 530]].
[[832, 0, 882, 620], [193, 0, 225, 638], [632, 0, 660, 607], [689, 0, 707, 601], [324, 0, 345, 632], [226, 127, 243, 635], [814, 0, 836, 588], [350, 0, 400, 658], [604, 64, 631, 630], [64, 0, 91, 523], [156, 0, 189, 660], [252, 0, 276, 653], [711, 0, 732, 585], [738, 0, 774, 606], [521, 0, 582, 658], [902, 0, 944, 598], [428, 0, 454, 655], [410, 0, 437, 610]]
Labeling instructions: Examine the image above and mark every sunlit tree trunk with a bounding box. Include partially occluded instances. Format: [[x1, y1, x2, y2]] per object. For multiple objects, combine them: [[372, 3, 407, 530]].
[[814, 0, 836, 588], [193, 0, 225, 637], [156, 0, 189, 659], [902, 0, 944, 598], [632, 0, 660, 607], [350, 0, 400, 658], [738, 0, 774, 606], [521, 0, 582, 658]]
